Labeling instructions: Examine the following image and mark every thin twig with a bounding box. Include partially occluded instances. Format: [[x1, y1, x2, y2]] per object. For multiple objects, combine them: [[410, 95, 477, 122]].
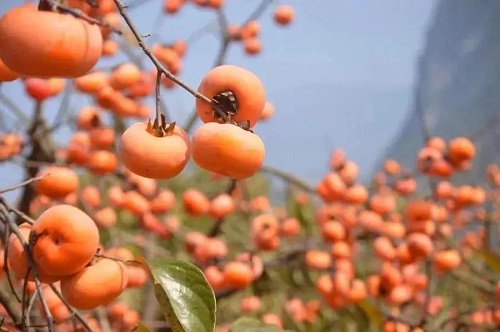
[[48, 284, 92, 332], [112, 0, 234, 124], [0, 204, 54, 332], [259, 165, 316, 194], [0, 174, 47, 195]]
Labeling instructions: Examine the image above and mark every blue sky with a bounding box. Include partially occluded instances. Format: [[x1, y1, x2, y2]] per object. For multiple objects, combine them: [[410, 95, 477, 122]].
[[0, 0, 437, 198]]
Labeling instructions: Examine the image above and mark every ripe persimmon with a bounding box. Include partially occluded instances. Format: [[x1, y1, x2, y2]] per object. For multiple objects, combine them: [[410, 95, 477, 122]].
[[192, 123, 265, 179], [0, 58, 19, 82], [196, 65, 266, 127], [89, 126, 116, 149], [7, 223, 60, 283], [34, 167, 79, 199], [31, 205, 99, 277], [448, 137, 475, 165], [0, 4, 103, 77], [223, 261, 253, 289], [243, 37, 262, 55], [109, 63, 142, 90], [119, 121, 191, 179], [274, 5, 295, 26], [209, 194, 236, 219], [87, 150, 118, 174], [61, 258, 128, 310]]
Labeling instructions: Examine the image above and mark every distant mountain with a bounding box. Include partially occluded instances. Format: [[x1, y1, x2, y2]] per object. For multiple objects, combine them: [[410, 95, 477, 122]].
[[378, 0, 500, 189]]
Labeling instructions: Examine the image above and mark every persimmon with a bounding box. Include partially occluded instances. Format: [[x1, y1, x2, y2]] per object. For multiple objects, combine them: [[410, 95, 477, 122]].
[[108, 185, 125, 207], [150, 189, 175, 213], [0, 58, 19, 82], [305, 250, 331, 270], [240, 21, 261, 39], [204, 265, 225, 290], [182, 189, 210, 216], [123, 190, 150, 215], [196, 65, 266, 127], [192, 122, 265, 179], [244, 37, 262, 55], [75, 72, 108, 94], [81, 185, 101, 208], [406, 233, 433, 260], [260, 102, 275, 121], [274, 5, 295, 26], [447, 137, 475, 165], [87, 150, 118, 174], [119, 121, 191, 179], [61, 258, 128, 310], [249, 196, 270, 212], [34, 167, 79, 199], [241, 296, 261, 314], [32, 205, 99, 277], [7, 223, 60, 283], [280, 217, 301, 236], [172, 40, 187, 57], [94, 207, 117, 228], [433, 249, 461, 273], [343, 184, 368, 204], [89, 126, 116, 149], [347, 279, 367, 303], [102, 39, 119, 56], [373, 237, 396, 261], [24, 78, 52, 102], [209, 194, 236, 219], [77, 106, 101, 130], [0, 4, 103, 77], [109, 63, 142, 90], [262, 314, 283, 329], [164, 0, 183, 14]]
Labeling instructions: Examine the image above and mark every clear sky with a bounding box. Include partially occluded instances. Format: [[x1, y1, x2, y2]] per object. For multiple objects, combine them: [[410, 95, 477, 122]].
[[0, 0, 437, 198]]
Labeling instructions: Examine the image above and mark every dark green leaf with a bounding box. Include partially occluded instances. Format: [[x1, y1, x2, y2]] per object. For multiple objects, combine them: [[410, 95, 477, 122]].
[[146, 259, 216, 332]]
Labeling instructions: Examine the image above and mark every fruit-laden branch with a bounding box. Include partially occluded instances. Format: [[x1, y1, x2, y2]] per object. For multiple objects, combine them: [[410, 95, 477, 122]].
[[0, 202, 54, 332], [0, 287, 21, 329], [112, 0, 236, 126], [39, 0, 122, 34]]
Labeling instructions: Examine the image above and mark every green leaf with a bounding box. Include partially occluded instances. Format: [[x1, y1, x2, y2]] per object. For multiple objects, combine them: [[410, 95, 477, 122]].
[[146, 259, 216, 332], [357, 300, 384, 328], [475, 250, 500, 273], [228, 317, 284, 332], [133, 322, 151, 332]]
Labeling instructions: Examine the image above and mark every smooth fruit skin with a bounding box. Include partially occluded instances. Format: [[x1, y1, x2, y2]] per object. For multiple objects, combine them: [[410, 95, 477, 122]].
[[7, 223, 60, 283], [119, 122, 191, 179], [0, 4, 103, 77], [192, 123, 265, 179], [34, 166, 79, 199], [0, 58, 19, 82], [196, 65, 265, 128], [32, 205, 99, 277], [60, 258, 128, 310]]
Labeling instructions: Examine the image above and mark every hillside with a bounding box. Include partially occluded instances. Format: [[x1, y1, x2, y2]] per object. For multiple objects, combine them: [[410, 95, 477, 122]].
[[378, 0, 500, 190]]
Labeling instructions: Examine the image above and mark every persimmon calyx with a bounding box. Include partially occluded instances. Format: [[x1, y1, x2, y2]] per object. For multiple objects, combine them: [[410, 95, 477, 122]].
[[211, 91, 238, 121], [147, 115, 176, 137]]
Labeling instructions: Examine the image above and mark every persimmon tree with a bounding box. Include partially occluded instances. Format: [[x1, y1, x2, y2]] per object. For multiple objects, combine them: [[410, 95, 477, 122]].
[[0, 0, 499, 332]]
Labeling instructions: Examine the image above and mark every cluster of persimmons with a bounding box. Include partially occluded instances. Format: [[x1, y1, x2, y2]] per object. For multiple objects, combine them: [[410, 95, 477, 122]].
[[0, 0, 499, 331]]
